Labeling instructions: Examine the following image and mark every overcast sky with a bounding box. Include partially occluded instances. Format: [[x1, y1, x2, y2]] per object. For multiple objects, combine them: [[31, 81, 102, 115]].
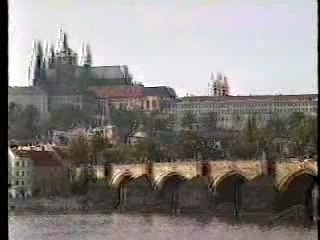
[[9, 0, 317, 97]]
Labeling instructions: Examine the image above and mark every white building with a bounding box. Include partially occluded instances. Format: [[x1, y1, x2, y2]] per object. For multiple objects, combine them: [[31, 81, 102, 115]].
[[8, 148, 34, 198]]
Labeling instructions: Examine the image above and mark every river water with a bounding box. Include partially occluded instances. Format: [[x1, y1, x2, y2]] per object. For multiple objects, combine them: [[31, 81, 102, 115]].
[[9, 213, 317, 240]]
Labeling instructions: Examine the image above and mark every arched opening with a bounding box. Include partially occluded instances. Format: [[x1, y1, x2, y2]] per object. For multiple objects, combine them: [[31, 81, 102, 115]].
[[178, 176, 212, 212], [122, 175, 153, 211], [276, 170, 317, 221], [211, 171, 248, 216], [241, 175, 276, 212], [154, 173, 185, 213]]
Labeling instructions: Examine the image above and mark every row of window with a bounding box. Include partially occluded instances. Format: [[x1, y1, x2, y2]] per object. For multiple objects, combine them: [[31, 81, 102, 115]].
[[176, 108, 316, 115], [13, 180, 31, 186], [15, 170, 30, 177], [174, 102, 317, 109], [15, 161, 30, 167]]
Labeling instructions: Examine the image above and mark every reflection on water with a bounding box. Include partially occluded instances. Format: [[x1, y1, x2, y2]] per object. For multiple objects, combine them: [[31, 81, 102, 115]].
[[9, 213, 317, 240]]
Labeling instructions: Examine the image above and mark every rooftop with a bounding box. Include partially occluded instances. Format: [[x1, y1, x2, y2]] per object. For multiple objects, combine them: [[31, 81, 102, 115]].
[[177, 94, 318, 103], [8, 87, 47, 96], [14, 149, 63, 167], [144, 86, 177, 98]]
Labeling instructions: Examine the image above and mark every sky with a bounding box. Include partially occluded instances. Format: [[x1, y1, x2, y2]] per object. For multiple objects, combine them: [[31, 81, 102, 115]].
[[9, 0, 317, 97]]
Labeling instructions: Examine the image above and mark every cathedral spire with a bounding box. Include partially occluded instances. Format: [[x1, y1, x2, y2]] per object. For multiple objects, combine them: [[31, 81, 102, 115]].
[[28, 40, 38, 85], [55, 26, 68, 54], [42, 41, 49, 69], [85, 42, 92, 66], [49, 44, 55, 66], [80, 42, 92, 66], [36, 41, 43, 69], [79, 41, 85, 66]]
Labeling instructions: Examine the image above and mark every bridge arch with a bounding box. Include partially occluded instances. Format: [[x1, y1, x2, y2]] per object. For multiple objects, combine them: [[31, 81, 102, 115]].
[[277, 168, 317, 192], [275, 167, 318, 220], [110, 171, 133, 189], [210, 170, 250, 190], [154, 172, 190, 190]]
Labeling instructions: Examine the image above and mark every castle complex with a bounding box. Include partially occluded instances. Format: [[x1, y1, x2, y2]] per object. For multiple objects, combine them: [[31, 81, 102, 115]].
[[9, 27, 176, 122], [9, 27, 317, 131]]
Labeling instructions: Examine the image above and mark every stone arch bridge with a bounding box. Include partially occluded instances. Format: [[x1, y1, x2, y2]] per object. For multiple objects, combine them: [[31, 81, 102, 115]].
[[80, 159, 318, 219]]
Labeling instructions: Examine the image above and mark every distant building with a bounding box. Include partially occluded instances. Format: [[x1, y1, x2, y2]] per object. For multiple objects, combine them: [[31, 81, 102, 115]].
[[91, 85, 177, 113], [208, 72, 230, 96], [164, 94, 318, 130], [8, 87, 49, 120], [127, 125, 148, 145], [29, 27, 132, 96], [23, 27, 134, 118]]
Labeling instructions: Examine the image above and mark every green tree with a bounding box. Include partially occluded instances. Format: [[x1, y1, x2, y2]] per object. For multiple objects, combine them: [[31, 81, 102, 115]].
[[89, 134, 111, 165], [68, 135, 90, 165], [111, 109, 146, 129], [181, 111, 196, 130], [49, 104, 93, 130], [199, 112, 217, 129], [8, 104, 41, 141], [178, 130, 204, 159], [103, 145, 134, 164]]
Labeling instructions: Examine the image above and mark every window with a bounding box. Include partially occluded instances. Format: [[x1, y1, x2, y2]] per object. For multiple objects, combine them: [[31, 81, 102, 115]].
[[21, 181, 24, 185], [152, 100, 157, 109], [16, 171, 19, 177], [22, 161, 25, 167], [16, 161, 20, 167], [15, 181, 19, 186], [21, 171, 25, 176]]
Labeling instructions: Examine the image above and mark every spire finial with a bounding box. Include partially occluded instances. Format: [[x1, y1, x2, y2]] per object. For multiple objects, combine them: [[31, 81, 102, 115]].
[[56, 25, 65, 54]]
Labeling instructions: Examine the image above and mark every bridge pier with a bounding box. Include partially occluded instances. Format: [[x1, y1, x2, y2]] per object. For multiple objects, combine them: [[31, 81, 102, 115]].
[[305, 184, 319, 222], [233, 182, 242, 217], [117, 184, 127, 210], [171, 191, 180, 214]]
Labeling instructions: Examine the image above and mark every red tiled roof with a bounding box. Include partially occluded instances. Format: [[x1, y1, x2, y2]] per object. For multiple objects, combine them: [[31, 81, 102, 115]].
[[92, 86, 144, 98], [52, 147, 70, 160], [15, 150, 62, 167]]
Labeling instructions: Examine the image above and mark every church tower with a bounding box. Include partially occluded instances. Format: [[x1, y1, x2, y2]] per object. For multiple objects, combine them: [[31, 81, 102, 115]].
[[79, 42, 92, 67], [28, 40, 43, 86], [208, 72, 230, 96], [54, 27, 77, 65]]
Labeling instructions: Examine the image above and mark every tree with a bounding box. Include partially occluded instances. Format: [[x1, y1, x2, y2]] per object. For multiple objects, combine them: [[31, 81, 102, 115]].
[[178, 130, 204, 159], [111, 109, 146, 129], [23, 105, 41, 139], [49, 104, 94, 130], [68, 135, 90, 165], [89, 134, 111, 165], [103, 145, 135, 164], [199, 112, 217, 129], [8, 103, 41, 141], [181, 111, 196, 130]]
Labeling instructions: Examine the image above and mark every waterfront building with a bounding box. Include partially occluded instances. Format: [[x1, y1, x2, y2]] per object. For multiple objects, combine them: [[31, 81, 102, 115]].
[[13, 146, 69, 196], [8, 147, 34, 198]]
